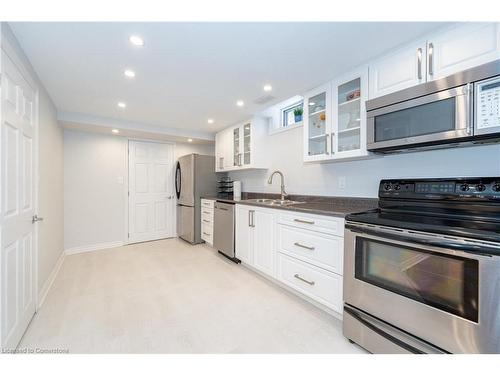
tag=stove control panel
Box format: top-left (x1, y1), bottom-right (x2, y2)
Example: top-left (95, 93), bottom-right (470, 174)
top-left (379, 178), bottom-right (500, 200)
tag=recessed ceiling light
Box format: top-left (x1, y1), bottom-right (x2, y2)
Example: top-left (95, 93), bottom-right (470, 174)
top-left (263, 84), bottom-right (272, 92)
top-left (124, 69), bottom-right (135, 78)
top-left (207, 119), bottom-right (214, 124)
top-left (117, 102), bottom-right (126, 108)
top-left (187, 138), bottom-right (193, 143)
top-left (112, 129), bottom-right (120, 134)
top-left (129, 35), bottom-right (144, 46)
top-left (236, 100), bottom-right (244, 107)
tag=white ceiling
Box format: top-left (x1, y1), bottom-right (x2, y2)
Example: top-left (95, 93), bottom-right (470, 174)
top-left (11, 22), bottom-right (447, 134)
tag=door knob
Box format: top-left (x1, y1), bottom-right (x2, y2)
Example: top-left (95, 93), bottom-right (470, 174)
top-left (32, 215), bottom-right (44, 223)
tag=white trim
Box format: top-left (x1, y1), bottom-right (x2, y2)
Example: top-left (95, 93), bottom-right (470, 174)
top-left (37, 251), bottom-right (65, 309)
top-left (64, 241), bottom-right (124, 255)
top-left (268, 121), bottom-right (303, 136)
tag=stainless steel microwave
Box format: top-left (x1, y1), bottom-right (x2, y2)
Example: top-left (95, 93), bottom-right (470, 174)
top-left (366, 59), bottom-right (500, 153)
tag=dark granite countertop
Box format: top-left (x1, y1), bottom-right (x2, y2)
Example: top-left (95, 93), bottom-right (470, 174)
top-left (201, 193), bottom-right (378, 218)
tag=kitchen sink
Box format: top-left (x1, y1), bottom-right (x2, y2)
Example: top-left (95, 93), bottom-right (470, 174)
top-left (245, 198), bottom-right (274, 203)
top-left (242, 198), bottom-right (305, 206)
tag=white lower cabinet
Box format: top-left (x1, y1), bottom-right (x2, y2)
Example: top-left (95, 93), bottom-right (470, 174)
top-left (200, 199), bottom-right (214, 245)
top-left (235, 205), bottom-right (276, 277)
top-left (235, 204), bottom-right (345, 315)
top-left (277, 253), bottom-right (343, 314)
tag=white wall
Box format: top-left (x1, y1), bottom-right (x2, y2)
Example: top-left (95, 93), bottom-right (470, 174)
top-left (64, 130), bottom-right (128, 251)
top-left (1, 23), bottom-right (65, 296)
top-left (63, 129), bottom-right (215, 250)
top-left (228, 125), bottom-right (500, 198)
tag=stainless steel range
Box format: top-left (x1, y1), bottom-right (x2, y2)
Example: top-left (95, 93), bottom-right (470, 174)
top-left (343, 177), bottom-right (500, 354)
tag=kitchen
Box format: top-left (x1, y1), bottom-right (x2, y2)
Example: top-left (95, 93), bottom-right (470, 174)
top-left (1, 3), bottom-right (500, 370)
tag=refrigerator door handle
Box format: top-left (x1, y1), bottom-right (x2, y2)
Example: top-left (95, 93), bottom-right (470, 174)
top-left (175, 161), bottom-right (181, 199)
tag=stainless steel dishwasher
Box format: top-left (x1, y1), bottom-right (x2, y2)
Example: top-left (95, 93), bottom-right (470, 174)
top-left (213, 201), bottom-right (238, 262)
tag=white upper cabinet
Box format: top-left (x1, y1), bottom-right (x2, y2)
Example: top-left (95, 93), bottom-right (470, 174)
top-left (369, 23), bottom-right (500, 99)
top-left (215, 127), bottom-right (232, 172)
top-left (332, 66), bottom-right (370, 160)
top-left (303, 83), bottom-right (332, 162)
top-left (369, 40), bottom-right (427, 99)
top-left (214, 116), bottom-right (267, 172)
top-left (427, 23), bottom-right (500, 81)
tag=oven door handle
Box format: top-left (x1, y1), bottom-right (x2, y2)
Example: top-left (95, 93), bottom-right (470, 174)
top-left (346, 225), bottom-right (497, 256)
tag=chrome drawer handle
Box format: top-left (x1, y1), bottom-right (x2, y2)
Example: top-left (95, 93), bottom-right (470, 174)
top-left (203, 232), bottom-right (211, 236)
top-left (294, 218), bottom-right (315, 225)
top-left (203, 219), bottom-right (211, 223)
top-left (294, 242), bottom-right (315, 250)
top-left (203, 211), bottom-right (211, 214)
top-left (294, 274), bottom-right (315, 286)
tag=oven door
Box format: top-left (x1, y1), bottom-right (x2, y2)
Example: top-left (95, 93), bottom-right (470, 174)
top-left (367, 84), bottom-right (472, 152)
top-left (344, 223), bottom-right (500, 354)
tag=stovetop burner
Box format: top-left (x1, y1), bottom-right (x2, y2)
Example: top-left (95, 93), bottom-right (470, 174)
top-left (346, 177), bottom-right (500, 243)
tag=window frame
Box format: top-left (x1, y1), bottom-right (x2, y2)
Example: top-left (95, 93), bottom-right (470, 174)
top-left (281, 100), bottom-right (304, 128)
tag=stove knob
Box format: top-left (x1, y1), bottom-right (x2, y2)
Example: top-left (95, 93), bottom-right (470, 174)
top-left (393, 184), bottom-right (401, 191)
top-left (477, 184), bottom-right (486, 192)
top-left (460, 184), bottom-right (469, 192)
top-left (493, 183), bottom-right (500, 192)
top-left (383, 183), bottom-right (392, 191)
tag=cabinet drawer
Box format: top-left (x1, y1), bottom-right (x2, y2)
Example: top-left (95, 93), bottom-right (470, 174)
top-left (277, 253), bottom-right (342, 313)
top-left (201, 211), bottom-right (213, 226)
top-left (278, 225), bottom-right (343, 274)
top-left (201, 199), bottom-right (215, 209)
top-left (278, 212), bottom-right (344, 236)
top-left (201, 222), bottom-right (213, 245)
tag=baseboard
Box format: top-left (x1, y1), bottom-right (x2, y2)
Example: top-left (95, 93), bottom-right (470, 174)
top-left (38, 251), bottom-right (66, 309)
top-left (64, 241), bottom-right (124, 255)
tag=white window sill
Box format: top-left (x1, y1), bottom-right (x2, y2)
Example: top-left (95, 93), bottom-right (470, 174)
top-left (268, 121), bottom-right (303, 136)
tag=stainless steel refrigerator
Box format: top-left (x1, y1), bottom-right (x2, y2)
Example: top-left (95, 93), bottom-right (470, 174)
top-left (175, 154), bottom-right (217, 244)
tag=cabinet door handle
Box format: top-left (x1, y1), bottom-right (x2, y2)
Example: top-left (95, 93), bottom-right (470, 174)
top-left (203, 219), bottom-right (211, 223)
top-left (330, 132), bottom-right (335, 155)
top-left (417, 48), bottom-right (423, 80)
top-left (294, 274), bottom-right (315, 286)
top-left (294, 242), bottom-right (315, 250)
top-left (428, 43), bottom-right (434, 77)
top-left (203, 211), bottom-right (211, 214)
top-left (248, 210), bottom-right (252, 227)
top-left (203, 232), bottom-right (211, 236)
top-left (239, 153), bottom-right (242, 166)
top-left (294, 218), bottom-right (315, 225)
top-left (251, 210), bottom-right (255, 227)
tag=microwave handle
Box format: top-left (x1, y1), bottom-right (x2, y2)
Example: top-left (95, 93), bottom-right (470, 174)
top-left (466, 83), bottom-right (473, 135)
top-left (346, 224), bottom-right (498, 257)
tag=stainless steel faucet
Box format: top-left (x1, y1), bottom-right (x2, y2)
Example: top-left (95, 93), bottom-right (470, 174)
top-left (267, 170), bottom-right (288, 201)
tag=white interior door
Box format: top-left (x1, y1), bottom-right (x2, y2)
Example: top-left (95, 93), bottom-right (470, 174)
top-left (128, 141), bottom-right (175, 244)
top-left (1, 50), bottom-right (37, 349)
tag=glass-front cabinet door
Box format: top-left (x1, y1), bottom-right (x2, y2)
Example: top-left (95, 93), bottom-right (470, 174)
top-left (332, 66), bottom-right (369, 159)
top-left (233, 127), bottom-right (240, 167)
top-left (303, 83), bottom-right (332, 161)
top-left (242, 122), bottom-right (251, 166)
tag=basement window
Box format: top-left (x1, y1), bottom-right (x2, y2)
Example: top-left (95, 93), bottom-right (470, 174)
top-left (281, 101), bottom-right (304, 128)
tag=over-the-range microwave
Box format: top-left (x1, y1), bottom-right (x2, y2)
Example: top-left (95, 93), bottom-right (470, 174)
top-left (366, 59), bottom-right (500, 153)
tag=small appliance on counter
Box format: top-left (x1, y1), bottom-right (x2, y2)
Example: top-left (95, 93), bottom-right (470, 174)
top-left (233, 181), bottom-right (242, 200)
top-left (343, 177), bottom-right (500, 354)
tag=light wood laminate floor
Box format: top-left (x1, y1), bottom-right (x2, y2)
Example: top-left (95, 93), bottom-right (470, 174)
top-left (20, 239), bottom-right (365, 353)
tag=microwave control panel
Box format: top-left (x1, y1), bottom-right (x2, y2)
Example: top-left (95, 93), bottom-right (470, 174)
top-left (476, 76), bottom-right (500, 131)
